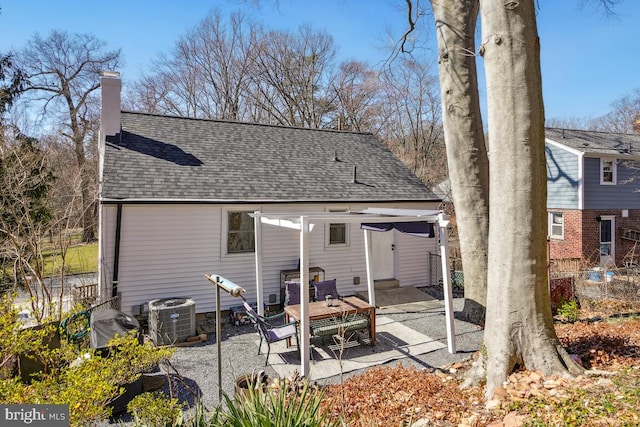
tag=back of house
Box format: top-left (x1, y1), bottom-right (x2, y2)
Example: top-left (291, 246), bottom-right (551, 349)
top-left (97, 72), bottom-right (442, 321)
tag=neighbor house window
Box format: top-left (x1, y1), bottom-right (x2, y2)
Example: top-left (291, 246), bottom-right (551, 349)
top-left (600, 158), bottom-right (616, 185)
top-left (227, 211), bottom-right (255, 254)
top-left (549, 212), bottom-right (564, 239)
top-left (327, 209), bottom-right (349, 246)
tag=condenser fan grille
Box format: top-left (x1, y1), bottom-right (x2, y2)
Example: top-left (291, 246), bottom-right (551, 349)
top-left (148, 298), bottom-right (196, 345)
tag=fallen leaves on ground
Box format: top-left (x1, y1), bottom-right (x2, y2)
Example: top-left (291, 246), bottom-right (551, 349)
top-left (321, 315), bottom-right (640, 426)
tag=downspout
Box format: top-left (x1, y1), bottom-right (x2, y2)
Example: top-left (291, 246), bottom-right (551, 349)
top-left (112, 203), bottom-right (123, 298)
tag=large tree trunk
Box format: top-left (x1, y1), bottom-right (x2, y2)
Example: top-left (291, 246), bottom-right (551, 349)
top-left (431, 0), bottom-right (489, 325)
top-left (479, 0), bottom-right (581, 398)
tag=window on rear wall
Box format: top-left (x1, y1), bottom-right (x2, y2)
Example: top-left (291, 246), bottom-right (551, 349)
top-left (327, 209), bottom-right (349, 247)
top-left (549, 212), bottom-right (564, 240)
top-left (227, 211), bottom-right (255, 254)
top-left (329, 222), bottom-right (347, 245)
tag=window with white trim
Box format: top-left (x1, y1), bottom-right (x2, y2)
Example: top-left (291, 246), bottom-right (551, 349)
top-left (600, 158), bottom-right (616, 185)
top-left (327, 209), bottom-right (349, 247)
top-left (549, 212), bottom-right (564, 239)
top-left (227, 211), bottom-right (255, 254)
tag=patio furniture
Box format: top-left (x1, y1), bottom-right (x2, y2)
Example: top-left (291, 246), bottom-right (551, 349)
top-left (284, 296), bottom-right (376, 345)
top-left (243, 301), bottom-right (300, 366)
top-left (280, 266), bottom-right (324, 307)
top-left (284, 280), bottom-right (301, 306)
top-left (312, 278), bottom-right (340, 302)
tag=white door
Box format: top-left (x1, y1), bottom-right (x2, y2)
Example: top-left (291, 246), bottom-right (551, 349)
top-left (599, 216), bottom-right (615, 266)
top-left (371, 231), bottom-right (395, 280)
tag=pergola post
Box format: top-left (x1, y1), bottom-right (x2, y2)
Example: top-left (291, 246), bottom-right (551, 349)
top-left (254, 210), bottom-right (264, 316)
top-left (299, 216), bottom-right (311, 376)
top-left (363, 229), bottom-right (376, 307)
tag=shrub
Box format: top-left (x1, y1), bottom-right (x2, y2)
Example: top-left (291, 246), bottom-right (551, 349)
top-left (128, 391), bottom-right (183, 426)
top-left (0, 294), bottom-right (173, 426)
top-left (557, 299), bottom-right (579, 323)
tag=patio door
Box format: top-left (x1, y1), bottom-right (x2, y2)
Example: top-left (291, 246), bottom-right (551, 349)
top-left (600, 216), bottom-right (615, 266)
top-left (370, 230), bottom-right (395, 280)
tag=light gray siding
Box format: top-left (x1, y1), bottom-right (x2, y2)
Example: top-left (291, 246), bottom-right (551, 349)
top-left (396, 231), bottom-right (433, 287)
top-left (111, 205), bottom-right (221, 316)
top-left (98, 205), bottom-right (117, 299)
top-left (583, 158), bottom-right (640, 209)
top-left (99, 202), bottom-right (439, 314)
top-left (546, 142), bottom-right (580, 209)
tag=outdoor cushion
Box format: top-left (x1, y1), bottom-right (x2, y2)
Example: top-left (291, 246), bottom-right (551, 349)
top-left (285, 280), bottom-right (301, 306)
top-left (242, 300), bottom-right (300, 366)
top-left (266, 323), bottom-right (298, 341)
top-left (313, 279), bottom-right (339, 302)
top-left (310, 316), bottom-right (369, 338)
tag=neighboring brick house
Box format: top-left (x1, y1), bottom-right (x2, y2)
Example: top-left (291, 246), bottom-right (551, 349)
top-left (546, 128), bottom-right (640, 268)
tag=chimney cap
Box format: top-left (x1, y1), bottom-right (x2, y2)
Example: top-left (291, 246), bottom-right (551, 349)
top-left (101, 70), bottom-right (120, 78)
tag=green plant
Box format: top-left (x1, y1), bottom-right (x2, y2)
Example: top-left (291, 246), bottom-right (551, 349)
top-left (0, 294), bottom-right (173, 426)
top-left (557, 299), bottom-right (579, 323)
top-left (503, 368), bottom-right (640, 426)
top-left (211, 379), bottom-right (340, 427)
top-left (128, 391), bottom-right (183, 427)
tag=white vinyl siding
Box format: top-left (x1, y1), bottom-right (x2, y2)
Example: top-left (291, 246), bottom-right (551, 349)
top-left (99, 201), bottom-right (439, 314)
top-left (395, 231), bottom-right (436, 287)
top-left (114, 205), bottom-right (221, 315)
top-left (98, 205), bottom-right (118, 299)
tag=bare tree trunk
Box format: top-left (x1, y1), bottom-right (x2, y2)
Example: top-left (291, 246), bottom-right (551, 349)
top-left (479, 0), bottom-right (581, 398)
top-left (431, 0), bottom-right (489, 324)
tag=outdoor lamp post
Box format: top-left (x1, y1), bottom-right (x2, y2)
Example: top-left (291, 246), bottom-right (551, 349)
top-left (204, 274), bottom-right (246, 402)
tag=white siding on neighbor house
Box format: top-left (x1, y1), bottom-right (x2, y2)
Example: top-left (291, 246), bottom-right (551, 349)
top-left (100, 201), bottom-right (439, 314)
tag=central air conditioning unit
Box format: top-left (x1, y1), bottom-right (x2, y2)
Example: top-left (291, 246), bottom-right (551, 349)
top-left (148, 298), bottom-right (196, 345)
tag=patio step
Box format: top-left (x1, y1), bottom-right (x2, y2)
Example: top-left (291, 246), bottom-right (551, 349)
top-left (374, 278), bottom-right (399, 290)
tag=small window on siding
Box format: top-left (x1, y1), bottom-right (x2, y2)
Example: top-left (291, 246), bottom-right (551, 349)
top-left (329, 223), bottom-right (346, 245)
top-left (227, 211), bottom-right (255, 254)
top-left (327, 209), bottom-right (349, 247)
top-left (549, 212), bottom-right (564, 239)
top-left (600, 158), bottom-right (616, 185)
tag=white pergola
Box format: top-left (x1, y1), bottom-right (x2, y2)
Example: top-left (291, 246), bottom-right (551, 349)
top-left (251, 208), bottom-right (456, 377)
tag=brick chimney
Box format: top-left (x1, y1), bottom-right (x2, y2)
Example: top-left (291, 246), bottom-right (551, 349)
top-left (100, 71), bottom-right (121, 137)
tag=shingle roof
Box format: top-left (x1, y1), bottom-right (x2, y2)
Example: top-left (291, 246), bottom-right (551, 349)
top-left (101, 112), bottom-right (440, 203)
top-left (546, 128), bottom-right (640, 158)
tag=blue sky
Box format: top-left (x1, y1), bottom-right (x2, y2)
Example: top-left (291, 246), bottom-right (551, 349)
top-left (1, 0), bottom-right (638, 122)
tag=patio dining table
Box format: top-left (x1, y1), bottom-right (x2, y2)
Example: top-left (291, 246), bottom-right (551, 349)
top-left (284, 296), bottom-right (376, 345)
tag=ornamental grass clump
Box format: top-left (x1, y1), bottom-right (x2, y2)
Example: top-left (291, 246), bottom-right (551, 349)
top-left (209, 378), bottom-right (339, 427)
